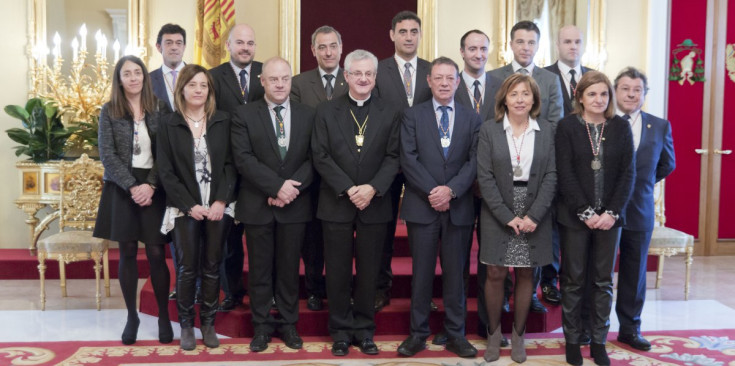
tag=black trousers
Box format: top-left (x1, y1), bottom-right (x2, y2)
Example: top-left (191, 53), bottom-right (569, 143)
top-left (302, 178), bottom-right (326, 298)
top-left (323, 218), bottom-right (386, 342)
top-left (615, 228), bottom-right (654, 334)
top-left (559, 224), bottom-right (620, 344)
top-left (407, 213), bottom-right (473, 339)
top-left (173, 215), bottom-right (233, 327)
top-left (223, 222), bottom-right (246, 300)
top-left (245, 222), bottom-right (305, 334)
top-left (377, 173), bottom-right (404, 295)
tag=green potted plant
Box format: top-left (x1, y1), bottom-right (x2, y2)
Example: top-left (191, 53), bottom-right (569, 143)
top-left (4, 98), bottom-right (77, 163)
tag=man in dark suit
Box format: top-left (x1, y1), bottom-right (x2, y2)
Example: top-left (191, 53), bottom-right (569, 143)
top-left (489, 21), bottom-right (563, 124)
top-left (614, 67), bottom-right (675, 351)
top-left (372, 10), bottom-right (433, 312)
top-left (489, 20), bottom-right (564, 314)
top-left (452, 29), bottom-right (503, 344)
top-left (150, 23), bottom-right (186, 112)
top-left (397, 57), bottom-right (481, 358)
top-left (209, 23), bottom-right (265, 311)
top-left (537, 25), bottom-right (591, 308)
top-left (231, 57), bottom-right (315, 352)
top-left (311, 49), bottom-right (401, 357)
top-left (289, 25), bottom-right (348, 312)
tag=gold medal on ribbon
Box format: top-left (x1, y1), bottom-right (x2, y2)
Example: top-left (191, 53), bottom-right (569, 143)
top-left (355, 135), bottom-right (364, 147)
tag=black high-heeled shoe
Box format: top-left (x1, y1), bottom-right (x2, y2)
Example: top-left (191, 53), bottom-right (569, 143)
top-left (590, 343), bottom-right (610, 365)
top-left (159, 318), bottom-right (174, 344)
top-left (121, 316), bottom-right (140, 345)
top-left (565, 343), bottom-right (583, 366)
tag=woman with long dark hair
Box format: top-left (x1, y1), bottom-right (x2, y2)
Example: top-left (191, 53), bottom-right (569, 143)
top-left (157, 64), bottom-right (236, 350)
top-left (94, 55), bottom-right (172, 345)
top-left (477, 74), bottom-right (556, 363)
top-left (556, 71), bottom-right (634, 366)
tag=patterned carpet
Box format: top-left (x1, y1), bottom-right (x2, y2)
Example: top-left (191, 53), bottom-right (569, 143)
top-left (2, 330), bottom-right (734, 365)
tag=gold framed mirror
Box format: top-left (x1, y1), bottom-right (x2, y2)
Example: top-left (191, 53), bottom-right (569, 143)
top-left (26, 0), bottom-right (148, 89)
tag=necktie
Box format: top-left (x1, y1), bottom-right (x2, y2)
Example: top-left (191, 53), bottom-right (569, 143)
top-left (569, 69), bottom-right (577, 97)
top-left (439, 106), bottom-right (450, 158)
top-left (239, 69), bottom-right (249, 101)
top-left (519, 68), bottom-right (529, 75)
top-left (623, 114), bottom-right (631, 121)
top-left (274, 106), bottom-right (287, 159)
top-left (403, 63), bottom-right (413, 98)
top-left (171, 70), bottom-right (178, 87)
top-left (324, 74), bottom-right (335, 100)
top-left (473, 80), bottom-right (482, 114)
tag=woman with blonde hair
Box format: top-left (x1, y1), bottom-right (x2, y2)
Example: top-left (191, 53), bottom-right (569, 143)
top-left (157, 64), bottom-right (236, 350)
top-left (477, 73), bottom-right (557, 363)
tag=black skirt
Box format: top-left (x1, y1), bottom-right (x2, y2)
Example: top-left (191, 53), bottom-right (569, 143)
top-left (93, 168), bottom-right (168, 244)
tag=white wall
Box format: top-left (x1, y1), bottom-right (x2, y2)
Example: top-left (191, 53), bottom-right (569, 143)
top-left (436, 0), bottom-right (498, 70)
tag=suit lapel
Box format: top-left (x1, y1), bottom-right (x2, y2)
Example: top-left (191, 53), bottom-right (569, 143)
top-left (257, 101), bottom-right (282, 161)
top-left (638, 112), bottom-right (650, 157)
top-left (423, 103), bottom-right (445, 159)
top-left (283, 103), bottom-right (303, 161)
top-left (336, 99), bottom-right (360, 160)
top-left (446, 106), bottom-right (464, 159)
top-left (528, 123), bottom-right (546, 190)
top-left (308, 69), bottom-right (329, 102)
top-left (387, 60), bottom-right (409, 105)
top-left (222, 64), bottom-right (245, 103)
top-left (456, 74), bottom-right (474, 111)
top-left (334, 69), bottom-right (348, 96)
top-left (415, 60), bottom-right (430, 100)
top-left (480, 73), bottom-right (496, 120)
top-left (492, 121), bottom-right (513, 178)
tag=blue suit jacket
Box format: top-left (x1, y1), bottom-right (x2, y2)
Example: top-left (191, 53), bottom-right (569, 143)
top-left (400, 100), bottom-right (482, 226)
top-left (150, 67), bottom-right (173, 112)
top-left (623, 112), bottom-right (676, 232)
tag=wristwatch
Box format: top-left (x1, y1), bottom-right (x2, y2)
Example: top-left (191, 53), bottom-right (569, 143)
top-left (449, 188), bottom-right (456, 199)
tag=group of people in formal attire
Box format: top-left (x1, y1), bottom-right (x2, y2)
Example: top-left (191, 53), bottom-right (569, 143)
top-left (92, 10), bottom-right (675, 366)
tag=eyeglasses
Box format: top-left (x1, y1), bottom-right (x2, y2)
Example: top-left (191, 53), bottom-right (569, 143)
top-left (347, 71), bottom-right (376, 79)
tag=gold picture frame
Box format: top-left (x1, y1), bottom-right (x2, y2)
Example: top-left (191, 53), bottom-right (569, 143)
top-left (23, 171), bottom-right (40, 195)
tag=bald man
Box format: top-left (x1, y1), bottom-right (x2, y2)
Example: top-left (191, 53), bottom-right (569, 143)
top-left (231, 57), bottom-right (315, 352)
top-left (210, 24), bottom-right (265, 311)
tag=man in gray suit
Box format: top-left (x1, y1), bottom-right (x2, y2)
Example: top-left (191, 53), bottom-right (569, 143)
top-left (289, 25), bottom-right (349, 312)
top-left (489, 20), bottom-right (563, 124)
top-left (489, 20), bottom-right (564, 314)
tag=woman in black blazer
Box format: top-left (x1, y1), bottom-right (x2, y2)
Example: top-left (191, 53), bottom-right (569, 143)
top-left (478, 74), bottom-right (557, 363)
top-left (94, 56), bottom-right (172, 345)
top-left (555, 71), bottom-right (634, 366)
top-left (156, 64), bottom-right (236, 351)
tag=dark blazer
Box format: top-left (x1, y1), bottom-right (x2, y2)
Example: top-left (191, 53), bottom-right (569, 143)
top-left (623, 112), bottom-right (675, 232)
top-left (98, 102), bottom-right (165, 190)
top-left (311, 95), bottom-right (401, 224)
top-left (544, 61), bottom-right (591, 116)
top-left (455, 72), bottom-right (503, 122)
top-left (400, 100), bottom-right (481, 226)
top-left (477, 118), bottom-right (557, 266)
top-left (290, 67), bottom-right (348, 108)
top-left (210, 61), bottom-right (265, 113)
top-left (150, 67), bottom-right (174, 112)
top-left (555, 114), bottom-right (635, 229)
top-left (489, 64), bottom-right (564, 123)
top-left (374, 56), bottom-right (432, 110)
top-left (156, 111), bottom-right (237, 212)
top-left (231, 99), bottom-right (316, 225)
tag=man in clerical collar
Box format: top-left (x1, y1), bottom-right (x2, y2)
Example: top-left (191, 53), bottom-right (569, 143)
top-left (150, 23), bottom-right (186, 112)
top-left (311, 49), bottom-right (401, 357)
top-left (397, 57), bottom-right (482, 359)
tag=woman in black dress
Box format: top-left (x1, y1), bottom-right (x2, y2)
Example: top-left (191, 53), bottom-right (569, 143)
top-left (555, 71), bottom-right (634, 366)
top-left (157, 64), bottom-right (236, 351)
top-left (94, 55), bottom-right (172, 345)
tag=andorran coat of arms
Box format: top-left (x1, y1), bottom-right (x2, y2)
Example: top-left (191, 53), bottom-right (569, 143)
top-left (669, 39), bottom-right (705, 85)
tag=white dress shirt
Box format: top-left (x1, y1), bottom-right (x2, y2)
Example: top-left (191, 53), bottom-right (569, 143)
top-left (395, 54), bottom-right (418, 106)
top-left (556, 61), bottom-right (582, 98)
top-left (230, 61), bottom-right (253, 101)
top-left (462, 71), bottom-right (486, 107)
top-left (433, 98), bottom-right (456, 139)
top-left (132, 118), bottom-right (154, 169)
top-left (503, 114), bottom-right (540, 181)
top-left (617, 109), bottom-right (642, 151)
top-left (512, 59), bottom-right (535, 75)
top-left (266, 97), bottom-right (292, 150)
top-left (318, 67), bottom-right (340, 89)
top-left (161, 62), bottom-right (185, 111)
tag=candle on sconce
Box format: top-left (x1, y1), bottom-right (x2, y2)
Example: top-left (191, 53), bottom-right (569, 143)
top-left (113, 40), bottom-right (120, 62)
top-left (100, 35), bottom-right (108, 60)
top-left (52, 32), bottom-right (61, 63)
top-left (124, 44), bottom-right (134, 56)
top-left (79, 24), bottom-right (87, 52)
top-left (95, 30), bottom-right (102, 56)
top-left (71, 38), bottom-right (79, 62)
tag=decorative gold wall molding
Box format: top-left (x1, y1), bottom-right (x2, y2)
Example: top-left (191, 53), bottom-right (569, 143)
top-left (497, 0), bottom-right (516, 66)
top-left (417, 0), bottom-right (438, 61)
top-left (279, 0), bottom-right (300, 74)
top-left (582, 0), bottom-right (608, 71)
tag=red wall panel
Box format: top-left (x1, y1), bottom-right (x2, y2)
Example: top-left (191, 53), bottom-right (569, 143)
top-left (665, 0), bottom-right (708, 237)
top-left (299, 0), bottom-right (416, 72)
top-left (717, 1), bottom-right (735, 239)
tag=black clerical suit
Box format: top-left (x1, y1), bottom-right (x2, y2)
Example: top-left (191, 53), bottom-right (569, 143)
top-left (311, 94), bottom-right (400, 342)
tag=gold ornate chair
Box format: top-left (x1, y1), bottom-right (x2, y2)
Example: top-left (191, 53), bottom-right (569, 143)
top-left (648, 180), bottom-right (695, 300)
top-left (35, 154), bottom-right (110, 310)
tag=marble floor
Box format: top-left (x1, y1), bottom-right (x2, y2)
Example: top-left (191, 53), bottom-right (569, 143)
top-left (0, 256), bottom-right (734, 343)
